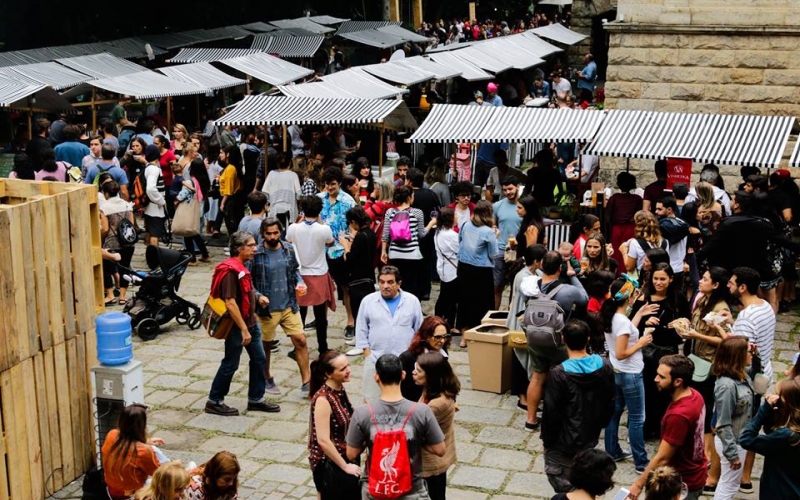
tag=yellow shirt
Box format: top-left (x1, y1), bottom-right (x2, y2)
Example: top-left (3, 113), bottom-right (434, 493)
top-left (219, 165), bottom-right (240, 196)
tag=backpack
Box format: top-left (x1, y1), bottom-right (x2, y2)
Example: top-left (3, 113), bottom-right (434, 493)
top-left (92, 164), bottom-right (112, 186)
top-left (116, 215), bottom-right (137, 247)
top-left (367, 403), bottom-right (416, 500)
top-left (132, 171), bottom-right (150, 210)
top-left (389, 210), bottom-right (412, 244)
top-left (659, 217), bottom-right (689, 245)
top-left (522, 284), bottom-right (570, 349)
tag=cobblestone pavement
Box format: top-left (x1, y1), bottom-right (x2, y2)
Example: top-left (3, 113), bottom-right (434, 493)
top-left (49, 243), bottom-right (797, 500)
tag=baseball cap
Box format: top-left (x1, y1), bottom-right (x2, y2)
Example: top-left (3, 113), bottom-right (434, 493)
top-left (474, 90), bottom-right (483, 99)
top-left (774, 169), bottom-right (791, 180)
top-left (144, 144), bottom-right (161, 162)
top-left (486, 82), bottom-right (498, 93)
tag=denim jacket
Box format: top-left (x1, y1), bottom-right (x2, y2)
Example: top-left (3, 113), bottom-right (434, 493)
top-left (714, 376), bottom-right (754, 462)
top-left (249, 241), bottom-right (304, 313)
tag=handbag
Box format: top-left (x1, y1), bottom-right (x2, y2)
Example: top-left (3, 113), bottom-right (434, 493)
top-left (81, 466), bottom-right (111, 500)
top-left (321, 458), bottom-right (361, 498)
top-left (749, 352), bottom-right (770, 395)
top-left (686, 339), bottom-right (712, 383)
top-left (172, 198), bottom-right (201, 237)
top-left (201, 296), bottom-right (234, 340)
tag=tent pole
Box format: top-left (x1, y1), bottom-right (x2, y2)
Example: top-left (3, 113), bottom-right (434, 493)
top-left (379, 124), bottom-right (385, 177)
top-left (91, 88), bottom-right (97, 133)
top-left (166, 96), bottom-right (172, 131)
top-left (27, 105), bottom-right (33, 139)
top-left (282, 124), bottom-right (288, 153)
top-left (626, 157), bottom-right (630, 173)
top-left (195, 95), bottom-right (201, 129)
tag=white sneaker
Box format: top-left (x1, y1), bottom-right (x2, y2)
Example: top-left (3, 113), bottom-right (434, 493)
top-left (346, 347), bottom-right (363, 356)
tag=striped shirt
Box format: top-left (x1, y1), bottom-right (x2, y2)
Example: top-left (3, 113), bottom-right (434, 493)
top-left (732, 300), bottom-right (776, 380)
top-left (382, 207), bottom-right (427, 260)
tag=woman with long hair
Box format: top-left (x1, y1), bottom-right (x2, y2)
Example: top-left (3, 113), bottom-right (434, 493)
top-left (182, 158), bottom-right (211, 264)
top-left (582, 233), bottom-right (618, 275)
top-left (170, 123), bottom-right (189, 156)
top-left (682, 266), bottom-right (731, 491)
top-left (135, 461), bottom-right (189, 500)
top-left (219, 145), bottom-right (246, 236)
top-left (102, 404), bottom-right (165, 500)
top-left (340, 206), bottom-right (377, 357)
top-left (9, 152), bottom-right (34, 180)
top-left (434, 208), bottom-right (459, 333)
top-left (681, 201), bottom-right (710, 297)
top-left (630, 262), bottom-right (689, 439)
top-left (695, 181), bottom-right (723, 235)
top-left (711, 337), bottom-right (754, 500)
top-left (122, 137), bottom-right (148, 186)
top-left (606, 171), bottom-right (642, 263)
top-left (425, 158), bottom-right (451, 207)
top-left (515, 195), bottom-right (545, 250)
top-left (601, 276), bottom-right (657, 473)
top-left (550, 449), bottom-right (616, 500)
top-left (456, 200), bottom-right (498, 345)
top-left (184, 450), bottom-right (240, 500)
top-left (623, 210), bottom-right (665, 274)
top-left (570, 214), bottom-right (600, 260)
top-left (413, 351), bottom-right (460, 500)
top-left (350, 157), bottom-right (374, 205)
top-left (308, 351), bottom-right (360, 500)
top-left (400, 316), bottom-right (451, 402)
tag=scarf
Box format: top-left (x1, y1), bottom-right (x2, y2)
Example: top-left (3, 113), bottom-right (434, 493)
top-left (210, 257), bottom-right (253, 322)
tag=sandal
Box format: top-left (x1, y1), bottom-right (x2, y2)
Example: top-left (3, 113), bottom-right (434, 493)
top-left (118, 299), bottom-right (127, 305)
top-left (104, 299), bottom-right (116, 306)
top-left (199, 256), bottom-right (211, 263)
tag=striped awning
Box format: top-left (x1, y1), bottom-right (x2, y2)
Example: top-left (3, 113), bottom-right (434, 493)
top-left (0, 76), bottom-right (73, 111)
top-left (335, 21), bottom-right (400, 35)
top-left (307, 15), bottom-right (349, 25)
top-left (204, 25), bottom-right (254, 40)
top-left (96, 38), bottom-right (167, 59)
top-left (138, 29), bottom-right (231, 50)
top-left (377, 25), bottom-right (433, 44)
top-left (168, 48), bottom-right (264, 64)
top-left (790, 140), bottom-right (800, 168)
top-left (529, 24), bottom-right (588, 45)
top-left (466, 42), bottom-right (544, 71)
top-left (216, 95), bottom-right (417, 131)
top-left (361, 61), bottom-right (437, 86)
top-left (250, 35), bottom-right (325, 58)
top-left (395, 56), bottom-right (461, 80)
top-left (56, 53), bottom-right (146, 79)
top-left (63, 71), bottom-right (204, 100)
top-left (270, 18), bottom-right (335, 34)
top-left (158, 63), bottom-right (247, 91)
top-left (279, 68), bottom-right (407, 99)
top-left (338, 25), bottom-right (431, 49)
top-left (585, 110), bottom-right (796, 168)
top-left (0, 61), bottom-right (93, 90)
top-left (426, 51), bottom-right (495, 80)
top-left (218, 52), bottom-right (313, 86)
top-left (409, 104), bottom-right (606, 143)
top-left (240, 22), bottom-right (278, 33)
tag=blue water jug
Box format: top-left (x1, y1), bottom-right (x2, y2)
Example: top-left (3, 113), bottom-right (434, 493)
top-left (96, 312), bottom-right (133, 365)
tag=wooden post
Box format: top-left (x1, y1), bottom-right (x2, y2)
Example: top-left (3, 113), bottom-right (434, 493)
top-left (413, 0), bottom-right (423, 28)
top-left (90, 88), bottom-right (97, 133)
top-left (378, 124), bottom-right (385, 177)
top-left (27, 108), bottom-right (33, 139)
top-left (469, 2), bottom-right (476, 21)
top-left (388, 0), bottom-right (400, 22)
top-left (166, 96), bottom-right (172, 131)
top-left (282, 124), bottom-right (288, 153)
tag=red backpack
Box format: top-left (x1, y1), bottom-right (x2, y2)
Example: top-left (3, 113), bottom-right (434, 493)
top-left (367, 403), bottom-right (417, 499)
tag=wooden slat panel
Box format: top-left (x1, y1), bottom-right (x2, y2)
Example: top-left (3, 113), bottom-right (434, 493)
top-left (0, 379), bottom-right (9, 500)
top-left (54, 193), bottom-right (77, 341)
top-left (67, 189), bottom-right (95, 334)
top-left (43, 349), bottom-right (64, 490)
top-left (0, 363), bottom-right (33, 500)
top-left (0, 179), bottom-right (51, 198)
top-left (28, 197), bottom-right (51, 351)
top-left (74, 334), bottom-right (91, 472)
top-left (1, 204), bottom-right (34, 363)
top-left (42, 196), bottom-right (66, 347)
top-left (21, 358), bottom-right (44, 500)
top-left (53, 342), bottom-right (75, 482)
top-left (0, 209), bottom-right (16, 372)
top-left (83, 329), bottom-right (98, 466)
top-left (33, 353), bottom-right (54, 495)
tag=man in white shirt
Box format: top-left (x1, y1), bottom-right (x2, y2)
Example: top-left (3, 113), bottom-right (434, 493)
top-left (551, 71), bottom-right (572, 101)
top-left (143, 145), bottom-right (166, 246)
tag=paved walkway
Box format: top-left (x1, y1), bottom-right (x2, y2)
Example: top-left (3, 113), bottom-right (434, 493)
top-left (50, 244), bottom-right (797, 500)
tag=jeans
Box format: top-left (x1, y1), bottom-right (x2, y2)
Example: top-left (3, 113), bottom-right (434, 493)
top-left (605, 371), bottom-right (648, 469)
top-left (714, 436), bottom-right (745, 500)
top-left (208, 323), bottom-right (267, 403)
top-left (184, 235), bottom-right (208, 260)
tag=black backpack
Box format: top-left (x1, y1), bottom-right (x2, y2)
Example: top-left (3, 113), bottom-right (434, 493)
top-left (116, 215), bottom-right (138, 247)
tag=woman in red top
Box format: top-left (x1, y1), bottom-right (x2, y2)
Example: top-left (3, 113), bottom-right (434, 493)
top-left (153, 135), bottom-right (177, 188)
top-left (102, 404), bottom-right (164, 500)
top-left (605, 172), bottom-right (642, 270)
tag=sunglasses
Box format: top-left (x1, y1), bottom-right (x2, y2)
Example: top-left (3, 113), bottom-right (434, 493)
top-left (431, 334), bottom-right (452, 341)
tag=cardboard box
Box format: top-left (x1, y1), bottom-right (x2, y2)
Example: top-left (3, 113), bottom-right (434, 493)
top-left (464, 325), bottom-right (512, 394)
top-left (481, 310), bottom-right (509, 327)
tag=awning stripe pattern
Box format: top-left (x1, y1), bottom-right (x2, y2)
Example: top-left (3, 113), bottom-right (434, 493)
top-left (307, 15), bottom-right (349, 25)
top-left (218, 52), bottom-right (313, 86)
top-left (426, 52), bottom-right (493, 81)
top-left (1, 62), bottom-right (93, 90)
top-left (338, 25), bottom-right (432, 48)
top-left (55, 53), bottom-right (146, 79)
top-left (215, 95), bottom-right (417, 131)
top-left (0, 78), bottom-right (47, 107)
top-left (529, 24), bottom-right (588, 45)
top-left (0, 75), bottom-right (73, 111)
top-left (585, 110), bottom-right (796, 168)
top-left (394, 57), bottom-right (461, 80)
top-left (409, 104), bottom-right (606, 144)
top-left (157, 63), bottom-right (247, 91)
top-left (240, 22), bottom-right (278, 33)
top-left (790, 140), bottom-right (800, 168)
top-left (335, 21), bottom-right (401, 35)
top-left (279, 68), bottom-right (407, 100)
top-left (270, 18), bottom-right (335, 34)
top-left (168, 48), bottom-right (265, 64)
top-left (361, 62), bottom-right (437, 86)
top-left (250, 35), bottom-right (325, 57)
top-left (78, 71), bottom-right (206, 99)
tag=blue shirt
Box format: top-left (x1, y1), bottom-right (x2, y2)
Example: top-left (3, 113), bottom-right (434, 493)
top-left (136, 133), bottom-right (154, 146)
top-left (249, 241), bottom-right (304, 313)
top-left (355, 291), bottom-right (423, 362)
top-left (85, 162), bottom-right (128, 187)
top-left (562, 354), bottom-right (604, 374)
top-left (578, 61), bottom-right (597, 91)
top-left (493, 198), bottom-right (521, 252)
top-left (529, 80), bottom-right (551, 98)
top-left (476, 142), bottom-right (509, 164)
top-left (384, 294), bottom-right (401, 316)
top-left (490, 95), bottom-right (503, 107)
top-left (239, 215), bottom-right (266, 247)
top-left (318, 190), bottom-right (356, 259)
top-left (54, 141), bottom-right (91, 167)
top-left (458, 221), bottom-right (498, 268)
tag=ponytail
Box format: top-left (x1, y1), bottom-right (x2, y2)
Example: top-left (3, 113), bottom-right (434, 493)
top-left (601, 278), bottom-right (628, 332)
top-left (308, 351), bottom-right (344, 397)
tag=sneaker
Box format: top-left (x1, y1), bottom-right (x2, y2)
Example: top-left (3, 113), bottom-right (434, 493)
top-left (702, 485), bottom-right (716, 496)
top-left (612, 450), bottom-right (633, 462)
top-left (247, 401), bottom-right (281, 413)
top-left (269, 339), bottom-right (280, 353)
top-left (287, 349), bottom-right (297, 361)
top-left (300, 382), bottom-right (310, 396)
top-left (635, 467), bottom-right (646, 475)
top-left (265, 378), bottom-right (281, 395)
top-left (345, 338), bottom-right (356, 346)
top-left (346, 347), bottom-right (363, 356)
top-left (739, 483), bottom-right (754, 494)
top-left (344, 325), bottom-right (355, 339)
top-left (305, 319), bottom-right (316, 330)
top-left (516, 401), bottom-right (528, 412)
top-left (205, 401), bottom-right (239, 416)
top-left (524, 420), bottom-right (540, 432)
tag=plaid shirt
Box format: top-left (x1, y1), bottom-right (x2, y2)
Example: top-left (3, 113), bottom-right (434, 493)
top-left (301, 178), bottom-right (318, 197)
top-left (248, 241), bottom-right (303, 313)
top-left (318, 190), bottom-right (356, 259)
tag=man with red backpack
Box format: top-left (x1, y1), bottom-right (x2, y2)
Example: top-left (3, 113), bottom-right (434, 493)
top-left (346, 354), bottom-right (445, 500)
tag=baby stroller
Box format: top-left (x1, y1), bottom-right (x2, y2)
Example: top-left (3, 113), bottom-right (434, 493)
top-left (122, 245), bottom-right (202, 340)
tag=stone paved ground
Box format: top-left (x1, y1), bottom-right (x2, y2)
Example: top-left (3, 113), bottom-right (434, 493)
top-left (49, 243), bottom-right (799, 500)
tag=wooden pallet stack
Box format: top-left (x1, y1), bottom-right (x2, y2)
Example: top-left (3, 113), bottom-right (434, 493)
top-left (0, 179), bottom-right (104, 500)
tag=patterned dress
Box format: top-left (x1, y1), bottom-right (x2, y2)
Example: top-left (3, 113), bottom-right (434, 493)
top-left (308, 384), bottom-right (353, 471)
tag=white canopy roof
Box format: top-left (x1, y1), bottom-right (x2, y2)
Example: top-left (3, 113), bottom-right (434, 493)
top-left (394, 56), bottom-right (461, 80)
top-left (585, 109), bottom-right (795, 168)
top-left (307, 15), bottom-right (349, 25)
top-left (216, 95), bottom-right (417, 131)
top-left (279, 68), bottom-right (407, 99)
top-left (250, 35), bottom-right (325, 58)
top-left (55, 53), bottom-right (146, 79)
top-left (0, 76), bottom-right (74, 111)
top-left (426, 52), bottom-right (493, 81)
top-left (62, 71), bottom-right (204, 100)
top-left (409, 104), bottom-right (605, 143)
top-left (168, 48), bottom-right (264, 64)
top-left (336, 21), bottom-right (400, 35)
top-left (157, 63), bottom-right (247, 91)
top-left (361, 61), bottom-right (437, 86)
top-left (270, 18), bottom-right (334, 34)
top-left (218, 52), bottom-right (313, 86)
top-left (339, 25), bottom-right (432, 48)
top-left (0, 62), bottom-right (93, 90)
top-left (530, 24), bottom-right (588, 45)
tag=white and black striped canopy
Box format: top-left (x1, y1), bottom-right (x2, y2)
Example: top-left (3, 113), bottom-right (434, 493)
top-left (168, 48), bottom-right (264, 64)
top-left (0, 62), bottom-right (93, 90)
top-left (395, 57), bottom-right (461, 80)
top-left (250, 35), bottom-right (325, 58)
top-left (361, 61), bottom-right (437, 86)
top-left (585, 109), bottom-right (795, 168)
top-left (216, 96), bottom-right (417, 131)
top-left (55, 53), bottom-right (146, 79)
top-left (307, 15), bottom-right (349, 25)
top-left (0, 76), bottom-right (73, 110)
top-left (270, 18), bottom-right (334, 34)
top-left (335, 21), bottom-right (400, 36)
top-left (157, 63), bottom-right (247, 92)
top-left (790, 140), bottom-right (800, 168)
top-left (338, 25), bottom-right (431, 49)
top-left (218, 52), bottom-right (313, 86)
top-left (529, 24), bottom-right (588, 45)
top-left (409, 104), bottom-right (606, 144)
top-left (63, 71), bottom-right (205, 99)
top-left (426, 52), bottom-right (492, 81)
top-left (279, 68), bottom-right (407, 99)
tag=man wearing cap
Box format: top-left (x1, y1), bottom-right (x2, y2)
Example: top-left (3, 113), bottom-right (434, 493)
top-left (143, 144), bottom-right (167, 246)
top-left (486, 82), bottom-right (503, 107)
top-left (469, 90), bottom-right (490, 107)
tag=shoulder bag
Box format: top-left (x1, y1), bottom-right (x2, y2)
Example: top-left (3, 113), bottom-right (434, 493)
top-left (172, 197), bottom-right (201, 237)
top-left (201, 296), bottom-right (234, 340)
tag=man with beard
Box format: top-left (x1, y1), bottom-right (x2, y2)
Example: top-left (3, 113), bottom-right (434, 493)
top-left (250, 218), bottom-right (311, 396)
top-left (628, 355), bottom-right (707, 500)
top-left (492, 177), bottom-right (523, 308)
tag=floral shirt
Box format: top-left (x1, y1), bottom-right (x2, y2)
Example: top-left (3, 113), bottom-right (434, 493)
top-left (317, 190), bottom-right (356, 259)
top-left (184, 473), bottom-right (237, 500)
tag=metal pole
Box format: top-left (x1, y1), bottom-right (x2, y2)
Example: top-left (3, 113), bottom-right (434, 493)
top-left (91, 88), bottom-right (97, 133)
top-left (166, 96), bottom-right (172, 131)
top-left (282, 124), bottom-right (288, 153)
top-left (378, 124), bottom-right (385, 177)
top-left (626, 157), bottom-right (630, 173)
top-left (27, 107), bottom-right (33, 139)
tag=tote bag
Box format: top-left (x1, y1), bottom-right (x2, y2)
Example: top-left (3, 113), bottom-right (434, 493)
top-left (172, 198), bottom-right (201, 237)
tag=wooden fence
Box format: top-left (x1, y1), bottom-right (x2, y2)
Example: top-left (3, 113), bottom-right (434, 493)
top-left (0, 179), bottom-right (104, 499)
